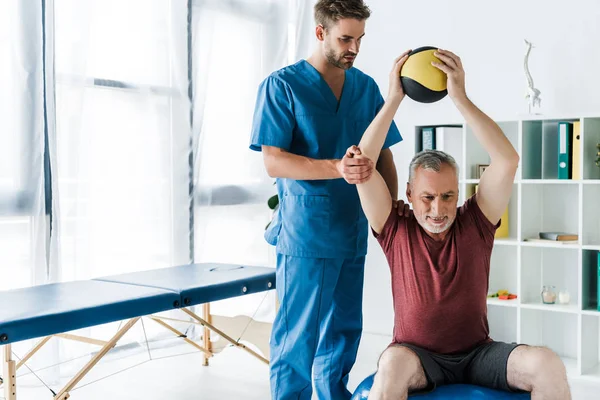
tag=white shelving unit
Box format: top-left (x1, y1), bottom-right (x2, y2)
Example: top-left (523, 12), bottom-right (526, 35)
top-left (415, 115), bottom-right (600, 382)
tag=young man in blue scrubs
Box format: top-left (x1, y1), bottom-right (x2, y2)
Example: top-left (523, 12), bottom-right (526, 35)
top-left (249, 1), bottom-right (402, 399)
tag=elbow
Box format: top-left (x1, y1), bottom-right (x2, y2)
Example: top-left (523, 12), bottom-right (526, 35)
top-left (264, 154), bottom-right (280, 178)
top-left (376, 148), bottom-right (393, 171)
top-left (265, 161), bottom-right (278, 178)
top-left (499, 151), bottom-right (520, 175)
top-left (509, 151), bottom-right (520, 170)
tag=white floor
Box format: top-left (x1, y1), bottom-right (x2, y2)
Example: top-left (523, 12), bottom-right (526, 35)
top-left (3, 332), bottom-right (599, 400)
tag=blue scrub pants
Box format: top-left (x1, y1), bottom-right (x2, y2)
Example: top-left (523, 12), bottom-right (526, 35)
top-left (269, 254), bottom-right (365, 400)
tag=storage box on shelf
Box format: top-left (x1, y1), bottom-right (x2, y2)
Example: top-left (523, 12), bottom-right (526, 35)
top-left (414, 114), bottom-right (600, 381)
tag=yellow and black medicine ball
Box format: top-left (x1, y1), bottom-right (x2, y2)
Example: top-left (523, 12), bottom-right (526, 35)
top-left (400, 46), bottom-right (447, 103)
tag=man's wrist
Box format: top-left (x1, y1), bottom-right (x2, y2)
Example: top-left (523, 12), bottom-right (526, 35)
top-left (385, 95), bottom-right (403, 108)
top-left (451, 93), bottom-right (470, 109)
top-left (331, 159), bottom-right (342, 178)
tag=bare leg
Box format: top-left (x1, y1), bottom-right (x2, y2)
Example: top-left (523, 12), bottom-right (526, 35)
top-left (368, 346), bottom-right (428, 400)
top-left (507, 345), bottom-right (571, 400)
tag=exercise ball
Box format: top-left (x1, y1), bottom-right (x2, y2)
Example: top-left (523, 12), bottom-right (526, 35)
top-left (400, 46), bottom-right (448, 103)
top-left (351, 373), bottom-right (374, 400)
top-left (351, 373), bottom-right (531, 399)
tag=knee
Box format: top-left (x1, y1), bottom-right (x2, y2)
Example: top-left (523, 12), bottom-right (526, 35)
top-left (377, 346), bottom-right (421, 379)
top-left (527, 347), bottom-right (567, 382)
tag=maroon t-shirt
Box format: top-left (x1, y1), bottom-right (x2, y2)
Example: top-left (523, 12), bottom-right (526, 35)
top-left (374, 194), bottom-right (499, 354)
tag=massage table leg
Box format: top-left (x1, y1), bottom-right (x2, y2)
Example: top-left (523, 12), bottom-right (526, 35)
top-left (3, 344), bottom-right (16, 400)
top-left (53, 317), bottom-right (140, 400)
top-left (202, 304), bottom-right (212, 366)
top-left (148, 317), bottom-right (212, 358)
top-left (181, 308), bottom-right (268, 364)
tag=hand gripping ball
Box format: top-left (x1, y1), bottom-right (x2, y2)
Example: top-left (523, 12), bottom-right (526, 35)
top-left (400, 46), bottom-right (448, 103)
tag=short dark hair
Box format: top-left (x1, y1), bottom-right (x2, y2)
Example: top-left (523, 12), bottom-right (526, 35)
top-left (314, 0), bottom-right (371, 30)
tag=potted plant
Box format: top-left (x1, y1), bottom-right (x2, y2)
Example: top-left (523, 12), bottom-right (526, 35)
top-left (266, 190), bottom-right (279, 230)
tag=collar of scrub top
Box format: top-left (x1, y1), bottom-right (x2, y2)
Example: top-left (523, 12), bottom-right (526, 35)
top-left (299, 59), bottom-right (356, 115)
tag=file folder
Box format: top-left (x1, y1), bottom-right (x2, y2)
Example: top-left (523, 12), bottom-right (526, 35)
top-left (558, 122), bottom-right (573, 179)
top-left (572, 121), bottom-right (581, 180)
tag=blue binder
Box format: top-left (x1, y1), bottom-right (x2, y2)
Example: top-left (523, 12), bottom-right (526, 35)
top-left (421, 127), bottom-right (436, 151)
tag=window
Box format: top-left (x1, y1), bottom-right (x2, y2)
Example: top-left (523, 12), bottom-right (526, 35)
top-left (54, 0), bottom-right (191, 279)
top-left (192, 0), bottom-right (288, 268)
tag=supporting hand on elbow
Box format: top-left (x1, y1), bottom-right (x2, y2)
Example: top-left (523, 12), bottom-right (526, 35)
top-left (338, 145), bottom-right (374, 184)
top-left (393, 199), bottom-right (412, 218)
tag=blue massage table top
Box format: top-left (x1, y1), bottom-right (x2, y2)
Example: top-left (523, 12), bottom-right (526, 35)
top-left (0, 280), bottom-right (179, 345)
top-left (95, 263), bottom-right (276, 307)
top-left (0, 263), bottom-right (276, 346)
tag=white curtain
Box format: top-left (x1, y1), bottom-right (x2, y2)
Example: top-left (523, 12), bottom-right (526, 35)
top-left (191, 0), bottom-right (313, 323)
top-left (2, 0), bottom-right (317, 393)
top-left (0, 1), bottom-right (50, 291)
top-left (5, 0), bottom-right (193, 393)
top-left (53, 0), bottom-right (191, 282)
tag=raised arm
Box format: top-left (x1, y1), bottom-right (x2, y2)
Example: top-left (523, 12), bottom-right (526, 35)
top-left (353, 51), bottom-right (411, 233)
top-left (377, 148), bottom-right (398, 200)
top-left (433, 49), bottom-right (520, 224)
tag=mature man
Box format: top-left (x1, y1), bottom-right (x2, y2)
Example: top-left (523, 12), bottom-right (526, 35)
top-left (349, 49), bottom-right (571, 399)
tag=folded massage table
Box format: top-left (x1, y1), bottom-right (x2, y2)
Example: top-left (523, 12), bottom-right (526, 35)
top-left (0, 263), bottom-right (276, 400)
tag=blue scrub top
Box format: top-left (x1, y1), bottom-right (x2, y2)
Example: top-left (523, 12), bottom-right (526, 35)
top-left (250, 60), bottom-right (402, 259)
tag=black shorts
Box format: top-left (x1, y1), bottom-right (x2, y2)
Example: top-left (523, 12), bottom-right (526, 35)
top-left (391, 341), bottom-right (524, 394)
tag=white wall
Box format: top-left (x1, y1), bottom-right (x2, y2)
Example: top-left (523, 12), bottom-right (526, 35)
top-left (349, 0), bottom-right (600, 335)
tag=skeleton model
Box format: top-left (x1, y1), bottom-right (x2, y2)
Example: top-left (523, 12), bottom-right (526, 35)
top-left (524, 39), bottom-right (541, 114)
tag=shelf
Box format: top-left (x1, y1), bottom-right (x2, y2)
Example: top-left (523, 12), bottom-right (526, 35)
top-left (582, 314), bottom-right (600, 380)
top-left (520, 179), bottom-right (580, 185)
top-left (415, 115), bottom-right (600, 384)
top-left (521, 119), bottom-right (579, 180)
top-left (521, 246), bottom-right (579, 310)
top-left (562, 357), bottom-right (579, 377)
top-left (464, 183), bottom-right (518, 240)
top-left (489, 246), bottom-right (518, 297)
top-left (487, 306), bottom-right (517, 344)
top-left (466, 122), bottom-right (518, 179)
top-left (520, 183), bottom-right (579, 242)
top-left (521, 241), bottom-right (579, 249)
top-left (582, 117), bottom-right (600, 180)
top-left (494, 239), bottom-right (519, 246)
top-left (579, 364), bottom-right (600, 382)
top-left (520, 309), bottom-right (578, 368)
top-left (520, 301), bottom-right (579, 314)
top-left (582, 185), bottom-right (600, 246)
top-left (582, 250), bottom-right (599, 311)
top-left (487, 297), bottom-right (519, 307)
top-left (582, 309), bottom-right (600, 316)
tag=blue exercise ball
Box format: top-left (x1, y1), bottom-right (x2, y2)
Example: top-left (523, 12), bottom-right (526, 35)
top-left (351, 373), bottom-right (531, 399)
top-left (351, 373), bottom-right (375, 400)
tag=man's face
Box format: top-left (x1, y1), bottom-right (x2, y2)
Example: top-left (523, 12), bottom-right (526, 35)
top-left (407, 164), bottom-right (459, 235)
top-left (321, 18), bottom-right (365, 70)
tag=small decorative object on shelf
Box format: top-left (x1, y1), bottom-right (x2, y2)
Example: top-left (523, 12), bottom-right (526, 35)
top-left (476, 164), bottom-right (489, 179)
top-left (595, 143), bottom-right (600, 168)
top-left (541, 285), bottom-right (557, 304)
top-left (524, 39), bottom-right (542, 115)
top-left (558, 289), bottom-right (570, 305)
